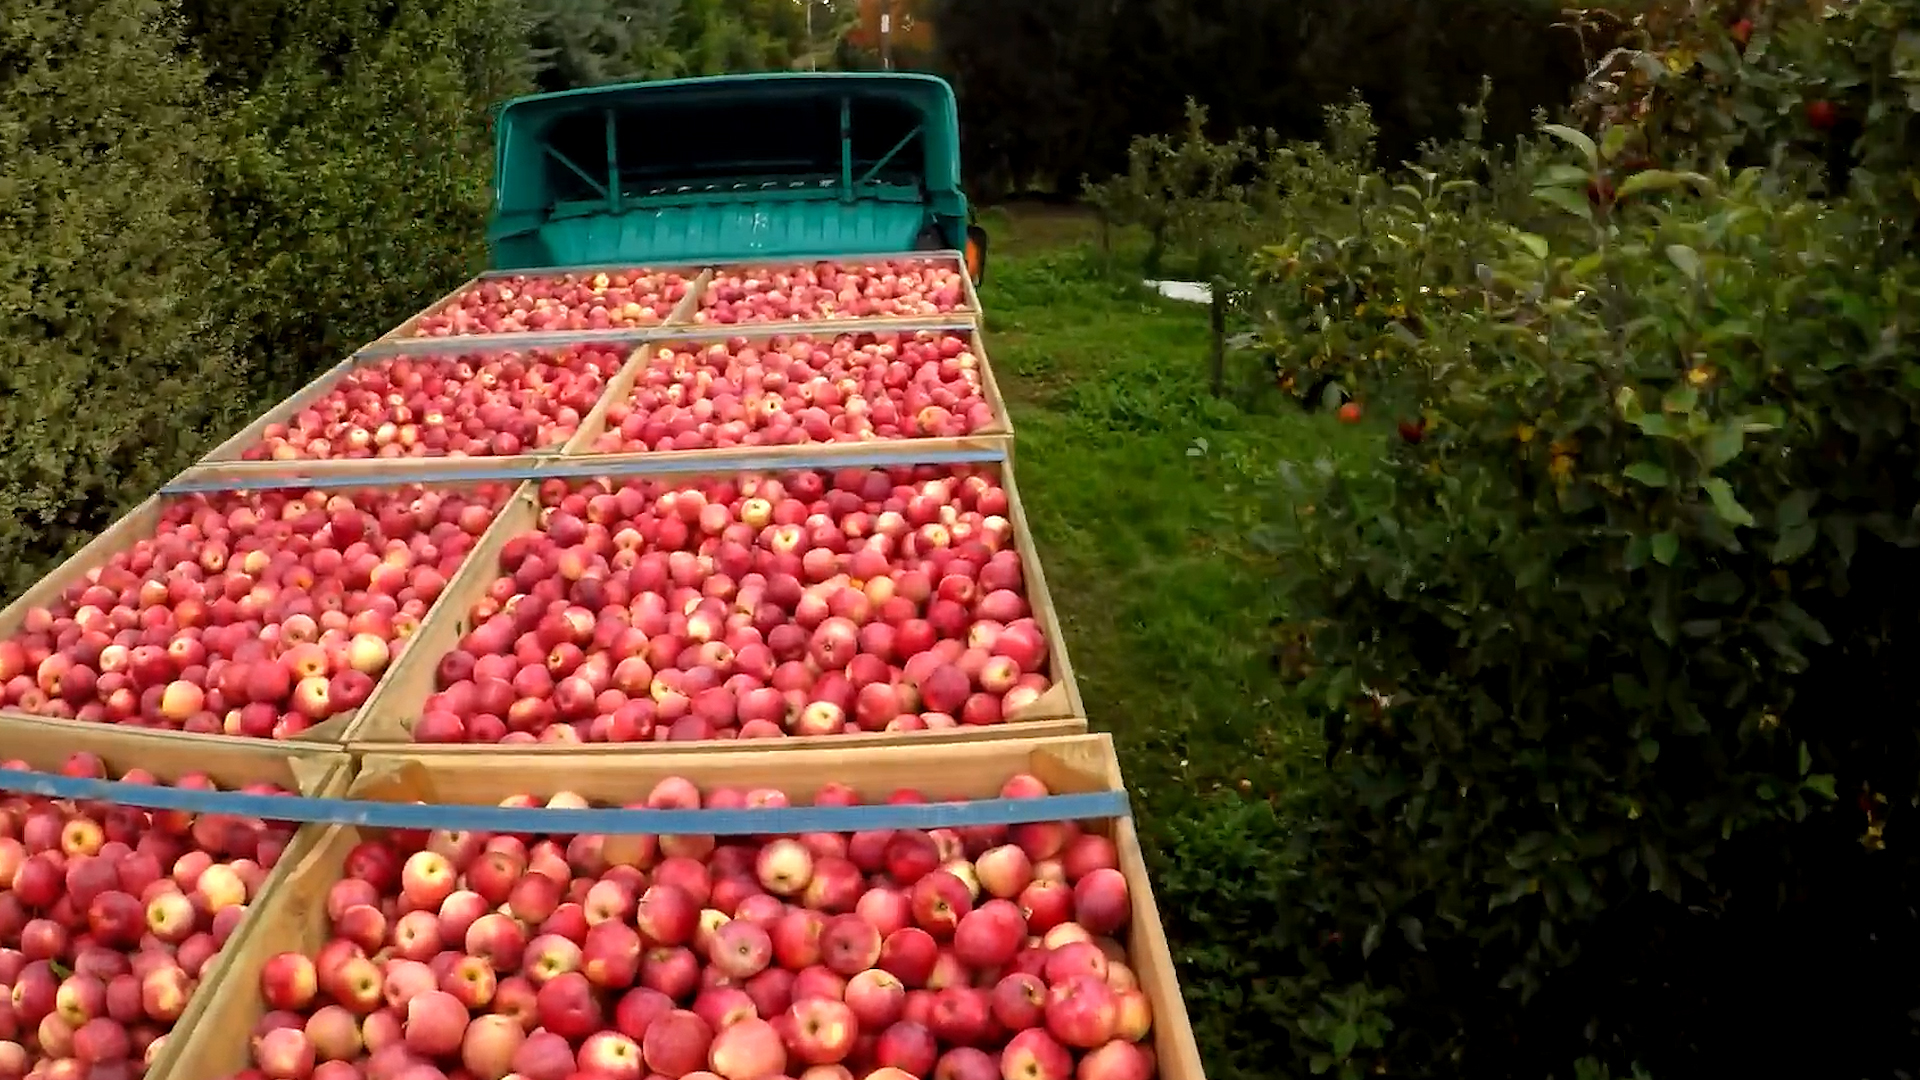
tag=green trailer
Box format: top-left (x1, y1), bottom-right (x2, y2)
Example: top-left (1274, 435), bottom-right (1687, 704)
top-left (485, 71), bottom-right (987, 280)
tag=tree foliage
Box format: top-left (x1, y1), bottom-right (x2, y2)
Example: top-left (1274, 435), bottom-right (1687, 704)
top-left (928, 0), bottom-right (1592, 198)
top-left (1, 0), bottom-right (530, 603)
top-left (1092, 3), bottom-right (1920, 1078)
top-left (0, 0), bottom-right (249, 601)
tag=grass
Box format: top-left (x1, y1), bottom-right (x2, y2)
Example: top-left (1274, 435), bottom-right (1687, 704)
top-left (970, 204), bottom-right (1381, 1076)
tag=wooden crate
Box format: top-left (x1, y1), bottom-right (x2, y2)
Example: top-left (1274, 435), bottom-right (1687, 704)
top-left (343, 439), bottom-right (1086, 754)
top-left (377, 266), bottom-right (712, 344)
top-left (0, 477), bottom-right (519, 748)
top-left (562, 322), bottom-right (1013, 457)
top-left (685, 252), bottom-right (983, 334)
top-left (172, 733), bottom-right (1206, 1080)
top-left (0, 711), bottom-right (352, 1080)
top-left (197, 339), bottom-right (647, 467)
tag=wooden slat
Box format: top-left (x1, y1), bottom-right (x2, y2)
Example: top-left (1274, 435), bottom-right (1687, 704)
top-left (197, 358), bottom-right (361, 465)
top-left (342, 442), bottom-right (1087, 752)
top-left (375, 270), bottom-right (487, 344)
top-left (168, 734), bottom-right (1205, 1080)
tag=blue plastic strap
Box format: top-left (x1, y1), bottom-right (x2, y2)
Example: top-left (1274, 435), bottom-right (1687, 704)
top-left (0, 768), bottom-right (1128, 835)
top-left (160, 444), bottom-right (1008, 496)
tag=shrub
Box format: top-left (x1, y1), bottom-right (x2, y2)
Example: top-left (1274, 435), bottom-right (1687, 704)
top-left (200, 0), bottom-right (531, 393)
top-left (1570, 0), bottom-right (1920, 244)
top-left (0, 0), bottom-right (251, 601)
top-left (1258, 122), bottom-right (1920, 1077)
top-left (0, 0), bottom-right (531, 605)
top-left (1082, 99), bottom-right (1273, 278)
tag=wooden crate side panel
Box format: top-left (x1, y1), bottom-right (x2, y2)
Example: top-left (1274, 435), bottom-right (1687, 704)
top-left (376, 271), bottom-right (486, 344)
top-left (556, 433), bottom-right (1015, 474)
top-left (340, 479), bottom-right (539, 744)
top-left (970, 326), bottom-right (1014, 437)
top-left (660, 267), bottom-right (714, 326)
top-left (355, 732), bottom-right (1118, 803)
top-left (0, 498), bottom-right (162, 637)
top-left (561, 341), bottom-right (656, 455)
top-left (999, 464), bottom-right (1085, 719)
top-left (198, 358), bottom-right (361, 464)
top-left (0, 711), bottom-right (348, 793)
top-left (153, 804), bottom-right (351, 1080)
top-left (1119, 815), bottom-right (1208, 1080)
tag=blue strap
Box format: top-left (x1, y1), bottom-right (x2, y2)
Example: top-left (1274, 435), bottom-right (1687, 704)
top-left (160, 444), bottom-right (1008, 495)
top-left (0, 768), bottom-right (1127, 835)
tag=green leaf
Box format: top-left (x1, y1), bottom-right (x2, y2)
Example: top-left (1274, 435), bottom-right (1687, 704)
top-left (1663, 385), bottom-right (1699, 414)
top-left (1601, 123), bottom-right (1632, 161)
top-left (1540, 163), bottom-right (1593, 187)
top-left (1640, 736), bottom-right (1660, 763)
top-left (1704, 477), bottom-right (1755, 527)
top-left (1701, 423), bottom-right (1744, 468)
top-left (1571, 251), bottom-right (1607, 280)
top-left (1665, 243), bottom-right (1703, 281)
top-left (1623, 534), bottom-right (1650, 570)
top-left (1618, 169), bottom-right (1713, 199)
top-left (1624, 461), bottom-right (1670, 488)
top-left (1776, 489), bottom-right (1817, 529)
top-left (1361, 922), bottom-right (1383, 958)
top-left (1534, 184), bottom-right (1594, 222)
top-left (1798, 743), bottom-right (1811, 775)
top-left (1542, 124), bottom-right (1599, 166)
top-left (1514, 231), bottom-right (1550, 260)
top-left (1771, 522), bottom-right (1817, 562)
top-left (1652, 530), bottom-right (1680, 566)
top-left (1632, 413), bottom-right (1677, 437)
top-left (1399, 915), bottom-right (1426, 951)
top-left (1332, 1024), bottom-right (1358, 1059)
top-left (1805, 774), bottom-right (1837, 799)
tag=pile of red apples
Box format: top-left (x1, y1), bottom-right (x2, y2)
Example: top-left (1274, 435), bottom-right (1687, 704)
top-left (693, 262), bottom-right (971, 325)
top-left (588, 332), bottom-right (995, 454)
top-left (411, 273), bottom-right (692, 337)
top-left (413, 465), bottom-right (1052, 745)
top-left (243, 348), bottom-right (625, 461)
top-left (217, 773), bottom-right (1153, 1080)
top-left (1, 750), bottom-right (302, 1080)
top-left (0, 485), bottom-right (511, 739)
